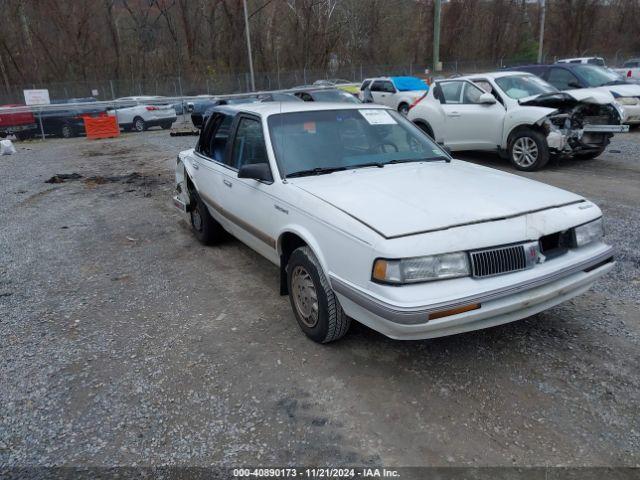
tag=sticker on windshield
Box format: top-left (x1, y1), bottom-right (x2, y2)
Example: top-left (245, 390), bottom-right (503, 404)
top-left (360, 109), bottom-right (397, 125)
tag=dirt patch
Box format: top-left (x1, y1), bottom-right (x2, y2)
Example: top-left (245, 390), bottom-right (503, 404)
top-left (82, 146), bottom-right (135, 158)
top-left (44, 173), bottom-right (83, 184)
top-left (83, 172), bottom-right (168, 188)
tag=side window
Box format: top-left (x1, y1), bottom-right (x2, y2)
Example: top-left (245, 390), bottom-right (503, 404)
top-left (547, 68), bottom-right (579, 90)
top-left (231, 118), bottom-right (268, 170)
top-left (462, 82), bottom-right (484, 104)
top-left (381, 81), bottom-right (395, 93)
top-left (199, 113), bottom-right (233, 162)
top-left (370, 81), bottom-right (384, 92)
top-left (439, 81), bottom-right (464, 104)
top-left (474, 80), bottom-right (492, 93)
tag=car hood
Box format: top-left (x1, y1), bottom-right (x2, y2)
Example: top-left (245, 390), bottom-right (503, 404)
top-left (519, 89), bottom-right (614, 108)
top-left (605, 83), bottom-right (640, 97)
top-left (290, 161), bottom-right (583, 239)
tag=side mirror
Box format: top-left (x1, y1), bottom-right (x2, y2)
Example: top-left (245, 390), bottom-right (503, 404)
top-left (478, 92), bottom-right (497, 104)
top-left (238, 163), bottom-right (273, 183)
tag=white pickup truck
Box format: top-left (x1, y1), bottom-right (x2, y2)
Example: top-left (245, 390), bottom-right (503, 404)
top-left (613, 58), bottom-right (640, 84)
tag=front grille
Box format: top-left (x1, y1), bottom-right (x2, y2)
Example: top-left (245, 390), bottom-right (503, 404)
top-left (583, 115), bottom-right (610, 125)
top-left (470, 244), bottom-right (529, 278)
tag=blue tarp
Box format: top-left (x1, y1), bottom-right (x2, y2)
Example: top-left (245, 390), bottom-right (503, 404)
top-left (391, 76), bottom-right (429, 92)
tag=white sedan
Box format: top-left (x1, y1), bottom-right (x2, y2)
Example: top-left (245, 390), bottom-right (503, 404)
top-left (108, 96), bottom-right (177, 132)
top-left (174, 102), bottom-right (614, 343)
top-left (408, 72), bottom-right (628, 170)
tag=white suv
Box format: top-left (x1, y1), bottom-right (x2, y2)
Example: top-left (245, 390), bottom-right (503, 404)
top-left (108, 96), bottom-right (177, 132)
top-left (359, 76), bottom-right (428, 115)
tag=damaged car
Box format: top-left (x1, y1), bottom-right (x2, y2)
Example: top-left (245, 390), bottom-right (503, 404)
top-left (174, 102), bottom-right (614, 343)
top-left (408, 71), bottom-right (628, 170)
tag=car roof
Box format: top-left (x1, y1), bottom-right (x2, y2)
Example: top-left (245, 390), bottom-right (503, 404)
top-left (210, 102), bottom-right (390, 118)
top-left (457, 71), bottom-right (537, 80)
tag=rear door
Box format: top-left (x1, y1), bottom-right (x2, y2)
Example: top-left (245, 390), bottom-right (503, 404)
top-left (192, 111), bottom-right (237, 232)
top-left (436, 80), bottom-right (504, 150)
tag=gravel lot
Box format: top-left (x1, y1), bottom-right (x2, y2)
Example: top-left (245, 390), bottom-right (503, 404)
top-left (1, 128), bottom-right (639, 468)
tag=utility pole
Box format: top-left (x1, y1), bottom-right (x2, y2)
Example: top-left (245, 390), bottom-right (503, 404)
top-left (433, 0), bottom-right (442, 72)
top-left (537, 0), bottom-right (546, 64)
top-left (243, 0), bottom-right (256, 91)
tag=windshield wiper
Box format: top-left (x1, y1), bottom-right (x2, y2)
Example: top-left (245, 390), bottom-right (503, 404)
top-left (386, 156), bottom-right (449, 165)
top-left (286, 166), bottom-right (347, 178)
top-left (350, 162), bottom-right (385, 169)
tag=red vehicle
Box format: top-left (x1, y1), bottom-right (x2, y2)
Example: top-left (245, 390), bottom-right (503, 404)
top-left (0, 104), bottom-right (38, 140)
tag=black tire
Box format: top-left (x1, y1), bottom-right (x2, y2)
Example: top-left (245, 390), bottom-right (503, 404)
top-left (574, 147), bottom-right (605, 160)
top-left (161, 122), bottom-right (172, 130)
top-left (398, 103), bottom-right (409, 115)
top-left (133, 117), bottom-right (146, 132)
top-left (15, 131), bottom-right (32, 141)
top-left (287, 246), bottom-right (351, 343)
top-left (60, 124), bottom-right (76, 139)
top-left (414, 120), bottom-right (434, 140)
top-left (507, 128), bottom-right (549, 171)
top-left (189, 189), bottom-right (225, 245)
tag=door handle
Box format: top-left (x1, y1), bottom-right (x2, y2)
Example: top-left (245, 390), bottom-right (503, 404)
top-left (192, 162), bottom-right (199, 170)
top-left (223, 179), bottom-right (233, 188)
top-left (447, 111), bottom-right (461, 117)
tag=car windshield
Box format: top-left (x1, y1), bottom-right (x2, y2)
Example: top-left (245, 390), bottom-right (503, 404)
top-left (268, 108), bottom-right (448, 177)
top-left (310, 90), bottom-right (360, 103)
top-left (574, 65), bottom-right (625, 86)
top-left (495, 75), bottom-right (558, 99)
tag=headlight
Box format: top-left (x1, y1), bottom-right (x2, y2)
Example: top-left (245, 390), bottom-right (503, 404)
top-left (615, 97), bottom-right (640, 106)
top-left (573, 218), bottom-right (604, 247)
top-left (372, 252), bottom-right (470, 285)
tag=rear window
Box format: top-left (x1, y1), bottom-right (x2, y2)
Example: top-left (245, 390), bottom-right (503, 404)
top-left (360, 80), bottom-right (372, 91)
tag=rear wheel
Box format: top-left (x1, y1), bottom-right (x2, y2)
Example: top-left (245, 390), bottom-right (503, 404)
top-left (60, 124), bottom-right (75, 139)
top-left (133, 117), bottom-right (146, 132)
top-left (574, 147), bottom-right (605, 160)
top-left (398, 103), bottom-right (409, 116)
top-left (287, 246), bottom-right (351, 343)
top-left (189, 189), bottom-right (225, 245)
top-left (508, 128), bottom-right (549, 171)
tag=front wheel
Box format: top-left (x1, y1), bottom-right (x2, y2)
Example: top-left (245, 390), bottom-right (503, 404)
top-left (508, 128), bottom-right (549, 171)
top-left (287, 246), bottom-right (351, 343)
top-left (574, 147), bottom-right (605, 160)
top-left (398, 103), bottom-right (409, 116)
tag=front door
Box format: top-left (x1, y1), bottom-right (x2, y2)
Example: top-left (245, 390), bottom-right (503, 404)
top-left (436, 80), bottom-right (505, 151)
top-left (218, 115), bottom-right (280, 263)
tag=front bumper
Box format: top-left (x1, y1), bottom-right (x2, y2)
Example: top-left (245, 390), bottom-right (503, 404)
top-left (620, 103), bottom-right (640, 124)
top-left (331, 246), bottom-right (614, 340)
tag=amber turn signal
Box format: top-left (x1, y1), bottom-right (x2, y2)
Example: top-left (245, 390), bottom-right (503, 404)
top-left (428, 303), bottom-right (481, 320)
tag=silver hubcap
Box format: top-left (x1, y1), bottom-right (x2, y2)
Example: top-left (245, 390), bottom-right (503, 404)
top-left (135, 120), bottom-right (144, 131)
top-left (512, 137), bottom-right (538, 167)
top-left (291, 266), bottom-right (318, 328)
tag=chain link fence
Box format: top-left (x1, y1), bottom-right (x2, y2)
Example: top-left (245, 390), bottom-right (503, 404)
top-left (1, 54), bottom-right (636, 143)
